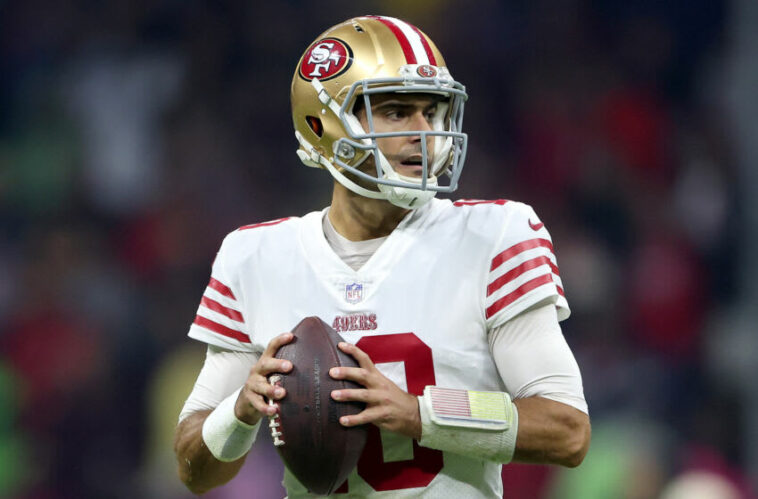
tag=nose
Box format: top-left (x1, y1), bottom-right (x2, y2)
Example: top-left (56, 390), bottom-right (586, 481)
top-left (411, 110), bottom-right (433, 132)
top-left (409, 110), bottom-right (433, 144)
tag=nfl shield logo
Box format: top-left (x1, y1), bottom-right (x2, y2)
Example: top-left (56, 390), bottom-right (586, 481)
top-left (345, 283), bottom-right (363, 304)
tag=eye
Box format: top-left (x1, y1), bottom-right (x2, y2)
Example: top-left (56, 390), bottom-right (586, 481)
top-left (385, 109), bottom-right (405, 120)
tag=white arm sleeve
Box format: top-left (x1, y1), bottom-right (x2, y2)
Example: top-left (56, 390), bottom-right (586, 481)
top-left (178, 345), bottom-right (260, 423)
top-left (488, 301), bottom-right (588, 414)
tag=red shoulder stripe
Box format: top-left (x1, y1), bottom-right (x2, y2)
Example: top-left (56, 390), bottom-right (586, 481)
top-left (453, 199), bottom-right (509, 207)
top-left (238, 217), bottom-right (292, 231)
top-left (193, 315), bottom-right (251, 343)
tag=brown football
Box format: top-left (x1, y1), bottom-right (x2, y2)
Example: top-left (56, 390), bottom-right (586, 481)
top-left (268, 316), bottom-right (367, 495)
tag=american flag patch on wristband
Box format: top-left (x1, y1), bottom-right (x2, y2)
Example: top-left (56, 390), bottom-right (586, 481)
top-left (425, 386), bottom-right (513, 430)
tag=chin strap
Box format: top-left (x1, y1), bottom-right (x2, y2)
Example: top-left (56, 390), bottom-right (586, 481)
top-left (377, 159), bottom-right (437, 209)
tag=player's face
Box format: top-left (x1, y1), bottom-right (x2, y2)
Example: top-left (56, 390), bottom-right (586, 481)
top-left (355, 93), bottom-right (438, 178)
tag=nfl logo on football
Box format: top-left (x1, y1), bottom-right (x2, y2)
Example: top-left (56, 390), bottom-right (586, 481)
top-left (345, 283), bottom-right (363, 304)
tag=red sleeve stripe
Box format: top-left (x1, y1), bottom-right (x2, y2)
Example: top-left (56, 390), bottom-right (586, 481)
top-left (238, 217), bottom-right (291, 231)
top-left (208, 277), bottom-right (236, 300)
top-left (485, 274), bottom-right (555, 319)
top-left (490, 238), bottom-right (554, 272)
top-left (193, 315), bottom-right (251, 343)
top-left (201, 296), bottom-right (244, 323)
top-left (487, 255), bottom-right (560, 297)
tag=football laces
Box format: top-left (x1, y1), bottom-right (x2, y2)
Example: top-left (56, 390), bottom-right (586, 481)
top-left (268, 375), bottom-right (285, 447)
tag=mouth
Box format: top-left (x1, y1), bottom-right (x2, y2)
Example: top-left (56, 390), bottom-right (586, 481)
top-left (400, 155), bottom-right (423, 166)
top-left (398, 156), bottom-right (425, 175)
top-left (397, 160), bottom-right (424, 178)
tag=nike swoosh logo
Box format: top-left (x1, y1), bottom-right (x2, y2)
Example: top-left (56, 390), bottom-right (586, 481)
top-left (529, 220), bottom-right (544, 231)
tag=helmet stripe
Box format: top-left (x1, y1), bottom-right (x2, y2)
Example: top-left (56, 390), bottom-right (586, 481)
top-left (368, 16), bottom-right (430, 65)
top-left (384, 17), bottom-right (431, 65)
top-left (408, 23), bottom-right (438, 66)
top-left (367, 16), bottom-right (416, 63)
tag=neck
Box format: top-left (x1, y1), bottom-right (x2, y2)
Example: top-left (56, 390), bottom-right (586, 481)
top-left (328, 183), bottom-right (410, 241)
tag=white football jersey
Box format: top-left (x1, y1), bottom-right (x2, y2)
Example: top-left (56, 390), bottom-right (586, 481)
top-left (187, 198), bottom-right (569, 498)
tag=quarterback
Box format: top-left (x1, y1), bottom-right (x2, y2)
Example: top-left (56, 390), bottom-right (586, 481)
top-left (174, 15), bottom-right (590, 498)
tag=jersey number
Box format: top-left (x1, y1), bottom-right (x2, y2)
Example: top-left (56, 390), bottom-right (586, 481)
top-left (339, 333), bottom-right (444, 493)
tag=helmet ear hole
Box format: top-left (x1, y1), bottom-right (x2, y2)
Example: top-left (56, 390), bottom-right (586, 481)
top-left (306, 116), bottom-right (323, 137)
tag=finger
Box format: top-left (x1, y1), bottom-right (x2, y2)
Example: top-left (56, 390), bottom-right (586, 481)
top-left (244, 377), bottom-right (287, 417)
top-left (262, 332), bottom-right (294, 358)
top-left (250, 376), bottom-right (287, 401)
top-left (338, 342), bottom-right (375, 369)
top-left (331, 388), bottom-right (370, 403)
top-left (255, 356), bottom-right (293, 375)
top-left (329, 366), bottom-right (369, 385)
top-left (338, 406), bottom-right (383, 427)
top-left (241, 388), bottom-right (275, 416)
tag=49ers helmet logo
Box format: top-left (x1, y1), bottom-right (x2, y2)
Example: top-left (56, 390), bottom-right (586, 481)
top-left (417, 65), bottom-right (438, 78)
top-left (299, 38), bottom-right (353, 81)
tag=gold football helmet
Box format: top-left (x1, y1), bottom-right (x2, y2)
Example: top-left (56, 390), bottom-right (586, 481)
top-left (291, 15), bottom-right (468, 209)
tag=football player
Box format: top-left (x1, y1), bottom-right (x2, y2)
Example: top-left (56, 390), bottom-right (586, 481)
top-left (174, 15), bottom-right (590, 497)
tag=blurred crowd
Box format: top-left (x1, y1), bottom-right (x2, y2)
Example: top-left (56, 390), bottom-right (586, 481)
top-left (1, 0), bottom-right (754, 498)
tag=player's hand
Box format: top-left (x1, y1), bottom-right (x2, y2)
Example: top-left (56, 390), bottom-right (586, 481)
top-left (234, 333), bottom-right (294, 425)
top-left (329, 342), bottom-right (422, 441)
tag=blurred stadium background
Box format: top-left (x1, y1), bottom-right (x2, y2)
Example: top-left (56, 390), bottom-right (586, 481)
top-left (1, 0), bottom-right (757, 497)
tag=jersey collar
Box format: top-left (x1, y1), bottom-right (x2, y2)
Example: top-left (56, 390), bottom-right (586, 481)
top-left (299, 199), bottom-right (437, 278)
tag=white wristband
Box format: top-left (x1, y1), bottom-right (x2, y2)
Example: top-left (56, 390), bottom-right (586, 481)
top-left (202, 387), bottom-right (261, 462)
top-left (418, 386), bottom-right (519, 463)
